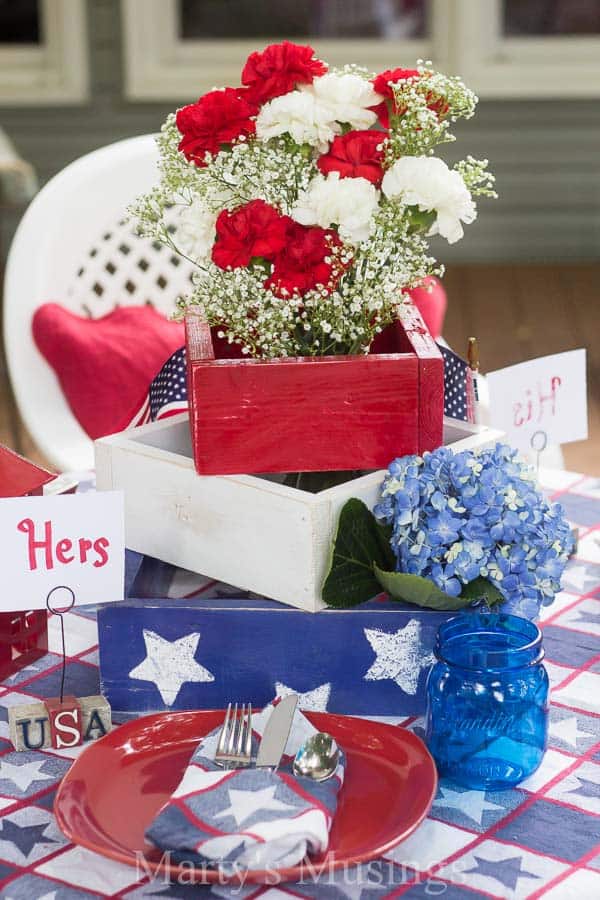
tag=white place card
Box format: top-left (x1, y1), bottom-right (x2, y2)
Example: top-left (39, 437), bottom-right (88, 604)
top-left (486, 349), bottom-right (588, 452)
top-left (0, 491), bottom-right (125, 611)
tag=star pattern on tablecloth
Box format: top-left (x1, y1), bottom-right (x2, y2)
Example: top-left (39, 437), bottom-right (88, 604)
top-left (562, 564), bottom-right (599, 593)
top-left (567, 775), bottom-right (600, 799)
top-left (433, 785), bottom-right (505, 826)
top-left (275, 680), bottom-right (331, 711)
top-left (214, 785), bottom-right (298, 828)
top-left (464, 854), bottom-right (539, 891)
top-left (0, 819), bottom-right (57, 858)
top-left (5, 892), bottom-right (57, 900)
top-left (363, 620), bottom-right (434, 695)
top-left (0, 759), bottom-right (55, 793)
top-left (128, 629), bottom-right (214, 705)
top-left (549, 714), bottom-right (593, 748)
top-left (575, 607), bottom-right (600, 627)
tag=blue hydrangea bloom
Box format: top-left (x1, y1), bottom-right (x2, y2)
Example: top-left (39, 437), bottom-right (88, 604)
top-left (374, 443), bottom-right (573, 618)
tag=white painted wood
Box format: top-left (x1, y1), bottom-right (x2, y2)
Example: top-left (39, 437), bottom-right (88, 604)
top-left (121, 0), bottom-right (600, 101)
top-left (450, 0), bottom-right (600, 98)
top-left (121, 0), bottom-right (432, 101)
top-left (0, 0), bottom-right (89, 105)
top-left (95, 414), bottom-right (504, 613)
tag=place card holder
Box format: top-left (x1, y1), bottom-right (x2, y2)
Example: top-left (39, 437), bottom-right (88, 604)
top-left (8, 586), bottom-right (112, 752)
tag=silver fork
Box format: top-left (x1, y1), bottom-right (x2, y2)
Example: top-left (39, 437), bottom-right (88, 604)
top-left (214, 702), bottom-right (253, 769)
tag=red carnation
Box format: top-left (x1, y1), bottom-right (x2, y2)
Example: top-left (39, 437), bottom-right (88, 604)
top-left (265, 221), bottom-right (344, 298)
top-left (372, 67), bottom-right (421, 100)
top-left (212, 200), bottom-right (289, 270)
top-left (371, 67), bottom-right (448, 127)
top-left (242, 41), bottom-right (327, 104)
top-left (371, 67), bottom-right (420, 127)
top-left (176, 88), bottom-right (258, 166)
top-left (317, 130), bottom-right (386, 186)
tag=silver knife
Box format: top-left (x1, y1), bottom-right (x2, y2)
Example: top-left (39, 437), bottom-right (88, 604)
top-left (255, 694), bottom-right (298, 768)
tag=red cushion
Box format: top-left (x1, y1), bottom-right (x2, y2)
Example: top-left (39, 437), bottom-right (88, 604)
top-left (407, 276), bottom-right (447, 339)
top-left (32, 304), bottom-right (185, 440)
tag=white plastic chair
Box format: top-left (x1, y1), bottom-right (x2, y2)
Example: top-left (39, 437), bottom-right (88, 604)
top-left (3, 135), bottom-right (195, 472)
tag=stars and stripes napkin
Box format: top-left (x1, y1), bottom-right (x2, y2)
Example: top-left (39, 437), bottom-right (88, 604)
top-left (145, 702), bottom-right (345, 873)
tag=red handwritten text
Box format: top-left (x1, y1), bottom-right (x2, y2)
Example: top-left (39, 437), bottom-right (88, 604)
top-left (513, 376), bottom-right (562, 428)
top-left (16, 518), bottom-right (110, 571)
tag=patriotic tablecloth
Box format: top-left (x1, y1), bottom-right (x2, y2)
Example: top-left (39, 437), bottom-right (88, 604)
top-left (0, 468), bottom-right (598, 899)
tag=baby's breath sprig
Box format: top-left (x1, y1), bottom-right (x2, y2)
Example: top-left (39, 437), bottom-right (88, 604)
top-left (134, 50), bottom-right (494, 359)
top-left (454, 156), bottom-right (498, 198)
top-left (384, 64), bottom-right (478, 163)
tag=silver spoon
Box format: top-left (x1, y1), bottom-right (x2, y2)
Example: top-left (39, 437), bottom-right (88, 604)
top-left (293, 732), bottom-right (340, 782)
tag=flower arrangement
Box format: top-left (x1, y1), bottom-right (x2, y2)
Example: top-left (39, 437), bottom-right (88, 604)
top-left (134, 41), bottom-right (495, 359)
top-left (323, 444), bottom-right (573, 618)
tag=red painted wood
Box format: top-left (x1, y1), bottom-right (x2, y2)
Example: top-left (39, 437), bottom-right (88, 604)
top-left (0, 445), bottom-right (56, 497)
top-left (398, 305), bottom-right (444, 454)
top-left (185, 301), bottom-right (444, 475)
top-left (0, 610), bottom-right (48, 682)
top-left (0, 446), bottom-right (51, 678)
top-left (44, 696), bottom-right (83, 749)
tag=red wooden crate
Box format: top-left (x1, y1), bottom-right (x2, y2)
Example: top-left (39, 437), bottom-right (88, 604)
top-left (185, 302), bottom-right (444, 476)
top-left (0, 445), bottom-right (51, 680)
top-left (0, 610), bottom-right (48, 682)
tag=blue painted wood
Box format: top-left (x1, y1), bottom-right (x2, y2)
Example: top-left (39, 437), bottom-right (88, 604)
top-left (99, 552), bottom-right (457, 718)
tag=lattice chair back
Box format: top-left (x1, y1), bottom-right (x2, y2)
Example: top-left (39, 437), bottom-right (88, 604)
top-left (4, 135), bottom-right (195, 472)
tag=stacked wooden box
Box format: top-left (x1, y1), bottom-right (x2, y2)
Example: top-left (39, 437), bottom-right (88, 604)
top-left (95, 305), bottom-right (503, 718)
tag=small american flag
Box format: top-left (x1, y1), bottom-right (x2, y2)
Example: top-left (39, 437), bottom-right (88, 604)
top-left (129, 347), bottom-right (189, 427)
top-left (437, 343), bottom-right (476, 423)
top-left (131, 342), bottom-right (477, 428)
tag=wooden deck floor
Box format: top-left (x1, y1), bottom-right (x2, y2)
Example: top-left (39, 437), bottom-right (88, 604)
top-left (443, 264), bottom-right (599, 476)
top-left (1, 263), bottom-right (599, 476)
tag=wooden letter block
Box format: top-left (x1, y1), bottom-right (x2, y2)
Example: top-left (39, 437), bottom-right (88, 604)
top-left (44, 696), bottom-right (83, 749)
top-left (9, 694), bottom-right (111, 751)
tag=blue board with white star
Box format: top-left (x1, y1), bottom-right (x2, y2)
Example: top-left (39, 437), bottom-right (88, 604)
top-left (97, 552), bottom-right (453, 717)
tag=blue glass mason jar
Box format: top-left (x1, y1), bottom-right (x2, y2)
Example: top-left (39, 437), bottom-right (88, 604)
top-left (426, 612), bottom-right (548, 789)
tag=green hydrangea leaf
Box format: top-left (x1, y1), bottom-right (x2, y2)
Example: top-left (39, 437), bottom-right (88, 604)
top-left (373, 564), bottom-right (475, 611)
top-left (459, 576), bottom-right (505, 607)
top-left (322, 499), bottom-right (395, 608)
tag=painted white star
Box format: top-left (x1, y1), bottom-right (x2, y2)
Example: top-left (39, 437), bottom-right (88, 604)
top-left (275, 681), bottom-right (331, 711)
top-left (563, 564), bottom-right (596, 593)
top-left (433, 785), bottom-right (505, 826)
top-left (363, 620), bottom-right (434, 695)
top-left (0, 759), bottom-right (55, 793)
top-left (215, 785), bottom-right (297, 828)
top-left (549, 715), bottom-right (593, 748)
top-left (128, 629), bottom-right (214, 706)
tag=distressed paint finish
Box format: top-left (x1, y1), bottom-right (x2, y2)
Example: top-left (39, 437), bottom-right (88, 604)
top-left (95, 415), bottom-right (503, 613)
top-left (185, 303), bottom-right (443, 476)
top-left (98, 562), bottom-right (453, 718)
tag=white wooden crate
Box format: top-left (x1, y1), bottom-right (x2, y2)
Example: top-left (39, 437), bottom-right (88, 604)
top-left (95, 415), bottom-right (504, 613)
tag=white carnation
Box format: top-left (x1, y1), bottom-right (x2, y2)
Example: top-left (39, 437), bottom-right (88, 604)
top-left (176, 199), bottom-right (218, 262)
top-left (292, 171), bottom-right (380, 245)
top-left (256, 91), bottom-right (340, 152)
top-left (382, 156), bottom-right (476, 244)
top-left (303, 73), bottom-right (382, 130)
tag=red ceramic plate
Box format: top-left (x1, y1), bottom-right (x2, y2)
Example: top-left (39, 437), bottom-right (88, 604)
top-left (54, 710), bottom-right (437, 885)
